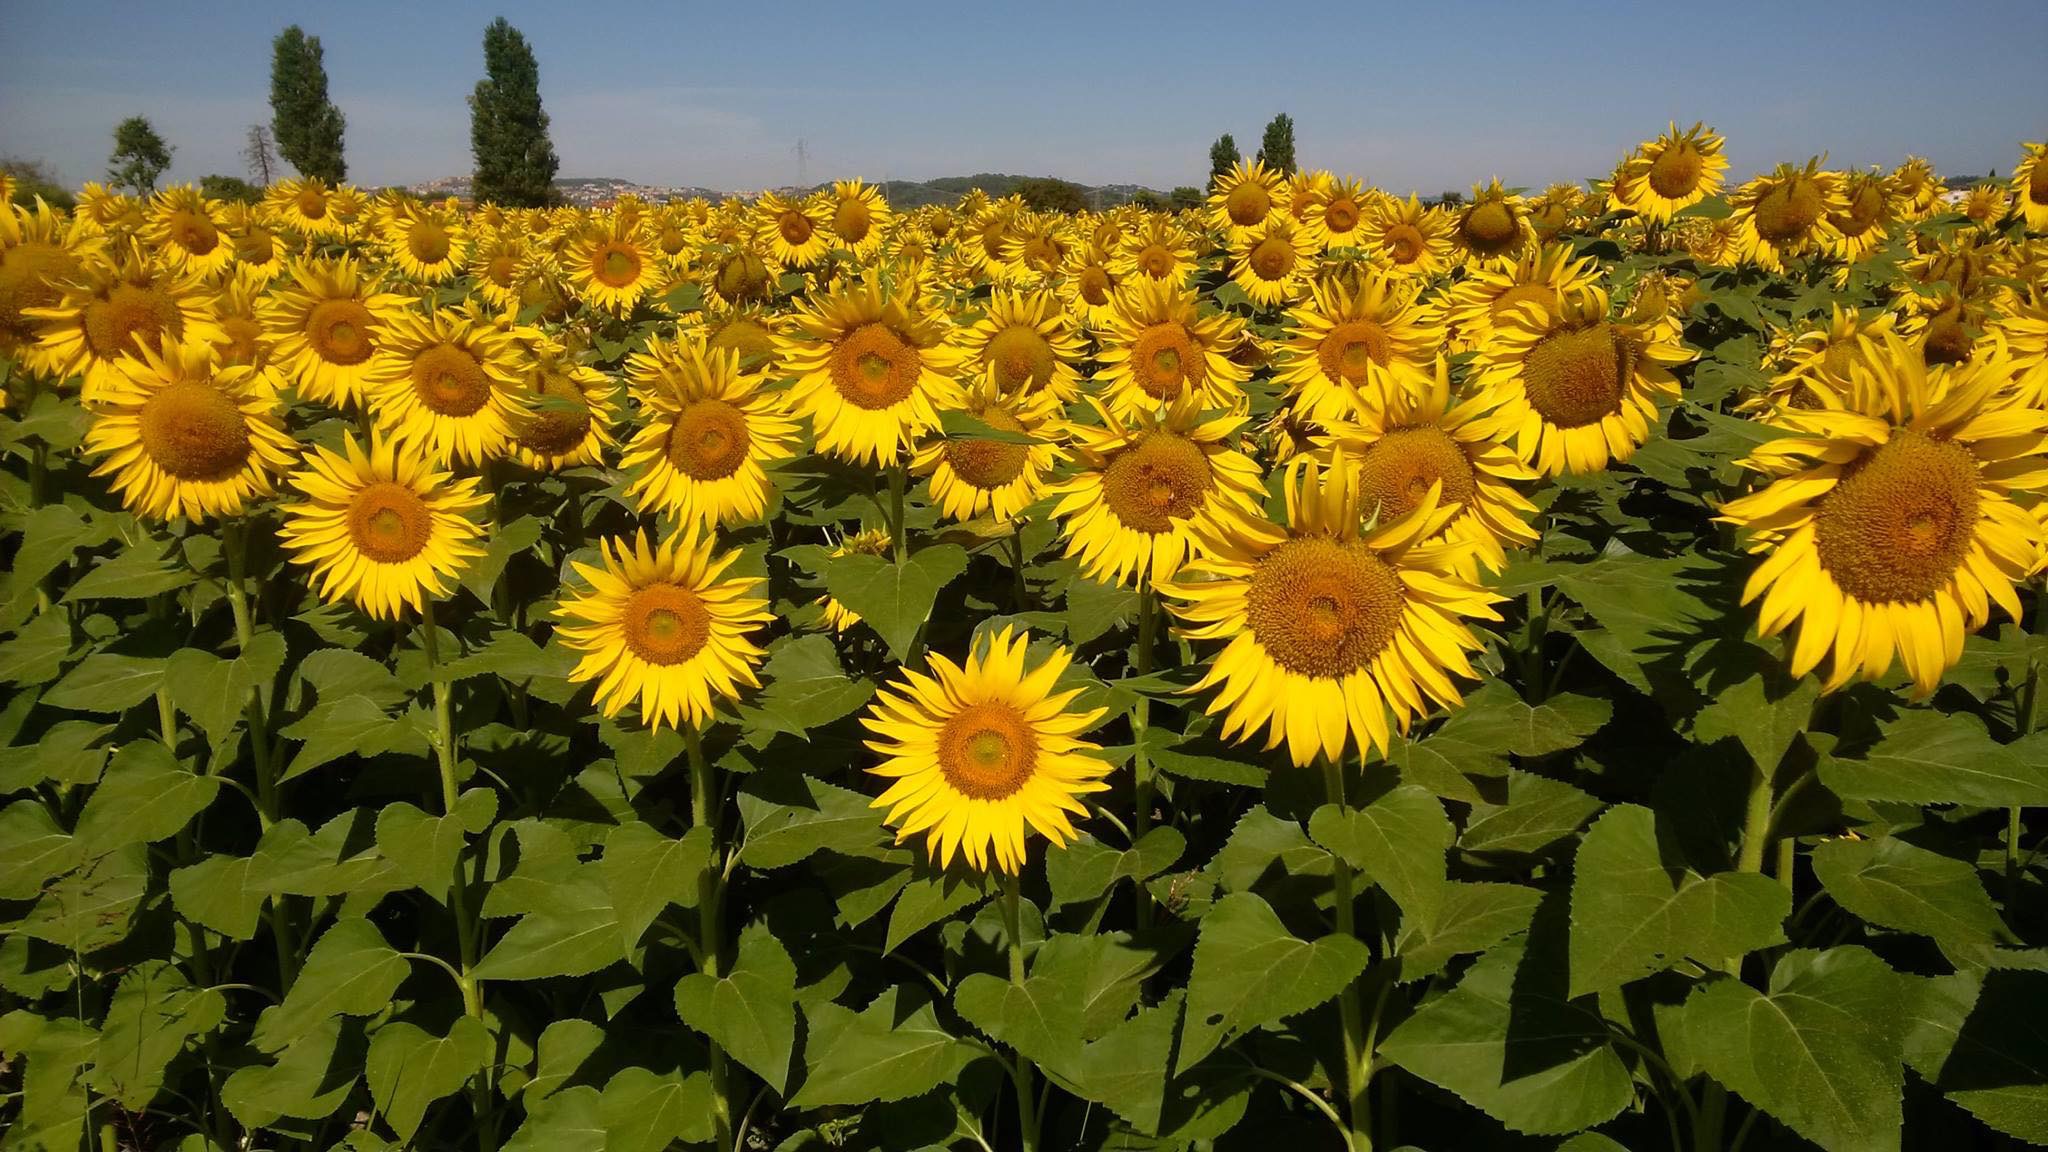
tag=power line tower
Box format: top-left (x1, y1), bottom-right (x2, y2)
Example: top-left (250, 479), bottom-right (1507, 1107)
top-left (793, 138), bottom-right (808, 190)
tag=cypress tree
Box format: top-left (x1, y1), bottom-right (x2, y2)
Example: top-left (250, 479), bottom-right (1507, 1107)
top-left (1209, 134), bottom-right (1241, 184)
top-left (1256, 114), bottom-right (1297, 175)
top-left (469, 18), bottom-right (560, 207)
top-left (270, 26), bottom-right (348, 182)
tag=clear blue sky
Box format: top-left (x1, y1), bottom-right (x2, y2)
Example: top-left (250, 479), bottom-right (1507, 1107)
top-left (2, 0), bottom-right (2043, 195)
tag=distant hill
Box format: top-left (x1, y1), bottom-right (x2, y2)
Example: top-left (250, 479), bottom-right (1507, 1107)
top-left (407, 173), bottom-right (1171, 209)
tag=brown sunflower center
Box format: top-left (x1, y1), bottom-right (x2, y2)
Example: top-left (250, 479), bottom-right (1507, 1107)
top-left (219, 315), bottom-right (264, 367)
top-left (408, 221), bottom-right (452, 265)
top-left (83, 283), bottom-right (177, 359)
top-left (1647, 143), bottom-right (1704, 199)
top-left (834, 198), bottom-right (872, 242)
top-left (1921, 311), bottom-right (1973, 366)
top-left (1225, 182), bottom-right (1271, 227)
top-left (346, 481), bottom-right (433, 563)
top-left (0, 241), bottom-right (78, 339)
top-left (306, 298), bottom-right (376, 365)
top-left (829, 323), bottom-right (921, 409)
top-left (411, 343), bottom-right (491, 417)
top-left (138, 380), bottom-right (251, 481)
top-left (1101, 431), bottom-right (1212, 533)
top-left (295, 187), bottom-right (329, 219)
top-left (235, 225), bottom-right (277, 263)
top-left (622, 582), bottom-right (712, 666)
top-left (2031, 161), bottom-right (2048, 204)
top-left (1837, 183), bottom-right (1885, 233)
top-left (708, 317), bottom-right (776, 363)
top-left (593, 243), bottom-right (643, 289)
top-left (714, 251), bottom-right (769, 302)
top-left (1523, 322), bottom-right (1635, 429)
top-left (1131, 323), bottom-right (1201, 400)
top-left (658, 226), bottom-right (689, 256)
top-left (166, 210), bottom-right (219, 256)
top-left (1248, 236), bottom-right (1296, 281)
top-left (1137, 245), bottom-right (1175, 279)
top-left (987, 323), bottom-right (1055, 392)
top-left (1244, 536), bottom-right (1405, 678)
top-left (1324, 198), bottom-right (1361, 234)
top-left (1813, 430), bottom-right (1981, 603)
top-left (486, 254), bottom-right (519, 286)
top-left (1752, 177), bottom-right (1824, 243)
top-left (936, 700), bottom-right (1039, 800)
top-left (518, 372), bottom-right (593, 456)
top-left (945, 407), bottom-right (1030, 489)
top-left (1818, 339), bottom-right (1860, 381)
top-left (1462, 201), bottom-right (1520, 255)
top-left (777, 210), bottom-right (814, 246)
top-left (1078, 265), bottom-right (1113, 305)
top-left (668, 398), bottom-right (751, 479)
top-left (1318, 319), bottom-right (1391, 384)
top-left (1357, 426), bottom-right (1476, 523)
top-left (1384, 223), bottom-right (1425, 265)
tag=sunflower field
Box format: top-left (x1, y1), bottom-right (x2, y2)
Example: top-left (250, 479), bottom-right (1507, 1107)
top-left (3, 129), bottom-right (2048, 1152)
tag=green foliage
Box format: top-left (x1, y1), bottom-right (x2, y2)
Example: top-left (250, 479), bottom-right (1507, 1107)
top-left (1015, 176), bottom-right (1088, 214)
top-left (1256, 112), bottom-right (1296, 174)
top-left (1168, 185), bottom-right (1203, 210)
top-left (200, 173), bottom-right (262, 203)
top-left (269, 25), bottom-right (347, 182)
top-left (1208, 133), bottom-right (1239, 183)
top-left (469, 17), bottom-right (560, 207)
top-left (106, 116), bottom-right (171, 194)
top-left (1, 156), bottom-right (76, 210)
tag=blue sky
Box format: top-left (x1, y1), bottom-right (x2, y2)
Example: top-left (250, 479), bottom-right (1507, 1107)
top-left (2, 0), bottom-right (2043, 195)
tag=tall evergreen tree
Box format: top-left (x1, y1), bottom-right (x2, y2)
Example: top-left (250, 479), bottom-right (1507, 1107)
top-left (1209, 134), bottom-right (1240, 184)
top-left (469, 18), bottom-right (560, 207)
top-left (107, 117), bottom-right (172, 195)
top-left (1256, 113), bottom-right (1297, 175)
top-left (270, 26), bottom-right (348, 182)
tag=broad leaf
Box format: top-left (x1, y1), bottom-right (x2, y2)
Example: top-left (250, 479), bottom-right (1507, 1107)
top-left (1177, 891), bottom-right (1370, 1072)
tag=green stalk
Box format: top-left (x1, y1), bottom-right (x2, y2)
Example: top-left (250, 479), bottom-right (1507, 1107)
top-left (686, 725), bottom-right (734, 1152)
top-left (2011, 598), bottom-right (2042, 901)
top-left (1001, 873), bottom-right (1041, 1152)
top-left (1321, 757), bottom-right (1372, 1152)
top-left (887, 463), bottom-right (907, 564)
top-left (1522, 587), bottom-right (1549, 702)
top-left (1009, 524), bottom-right (1028, 610)
top-left (223, 521), bottom-right (296, 989)
top-left (1132, 584), bottom-right (1158, 927)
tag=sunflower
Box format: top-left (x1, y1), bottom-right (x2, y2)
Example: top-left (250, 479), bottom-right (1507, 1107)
top-left (1228, 215), bottom-right (1319, 308)
top-left (278, 433), bottom-right (488, 620)
top-left (913, 371), bottom-right (1065, 524)
top-left (1283, 169), bottom-right (1334, 223)
top-left (828, 179), bottom-right (893, 259)
top-left (24, 241), bottom-right (223, 402)
top-left (367, 304), bottom-right (528, 467)
top-left (864, 626), bottom-right (1109, 874)
top-left (509, 337), bottom-right (621, 471)
top-left (1111, 216), bottom-right (1194, 285)
top-left (144, 187), bottom-right (235, 279)
top-left (1048, 396), bottom-right (1266, 587)
top-left (683, 304), bottom-right (784, 375)
top-left (1318, 359), bottom-right (1539, 578)
top-left (959, 198), bottom-right (1024, 275)
top-left (208, 268), bottom-right (286, 397)
top-left (1095, 277), bottom-right (1250, 421)
top-left (620, 333), bottom-right (799, 527)
top-left (1608, 123), bottom-right (1728, 224)
top-left (73, 184), bottom-right (145, 239)
top-left (381, 199), bottom-right (469, 283)
top-left (2011, 142), bottom-right (2048, 233)
top-left (564, 217), bottom-right (660, 317)
top-left (1959, 182), bottom-right (2011, 231)
top-left (1742, 305), bottom-right (1899, 417)
top-left (1439, 242), bottom-right (1603, 351)
top-left (220, 203), bottom-right (286, 285)
top-left (1994, 289), bottom-right (2048, 407)
top-left (994, 212), bottom-right (1074, 288)
top-left (1621, 270), bottom-right (1699, 346)
top-left (467, 229), bottom-right (535, 310)
top-left (81, 335), bottom-right (297, 522)
top-left (1823, 170), bottom-right (1896, 263)
top-left (816, 529), bottom-right (894, 633)
top-left (0, 199), bottom-right (102, 361)
top-left (702, 244), bottom-right (777, 309)
top-left (1890, 157), bottom-right (1944, 221)
top-left (1464, 288), bottom-right (1691, 476)
top-left (266, 178), bottom-right (349, 240)
top-left (1305, 176), bottom-right (1375, 251)
top-left (264, 256), bottom-right (411, 410)
top-left (1449, 181), bottom-right (1533, 264)
top-left (1528, 184), bottom-right (1584, 242)
top-left (958, 287), bottom-right (1087, 403)
top-left (1060, 241), bottom-right (1122, 330)
top-left (1716, 338), bottom-right (2048, 697)
top-left (1731, 160), bottom-right (1848, 272)
top-left (555, 526), bottom-right (772, 732)
top-left (1901, 296), bottom-right (1995, 368)
top-left (1208, 160), bottom-right (1287, 242)
top-left (755, 191), bottom-right (832, 269)
top-left (778, 273), bottom-right (965, 466)
top-left (1358, 194), bottom-right (1455, 281)
top-left (1162, 451), bottom-right (1502, 767)
top-left (1273, 270), bottom-right (1443, 424)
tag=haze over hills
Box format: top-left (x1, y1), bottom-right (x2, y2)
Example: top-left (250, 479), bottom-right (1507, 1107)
top-left (406, 173), bottom-right (1171, 208)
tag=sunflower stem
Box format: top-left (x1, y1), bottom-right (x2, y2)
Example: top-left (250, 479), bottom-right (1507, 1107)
top-left (1009, 523), bottom-right (1028, 610)
top-left (1321, 756), bottom-right (1373, 1152)
top-left (223, 520), bottom-right (297, 991)
top-left (887, 463), bottom-right (907, 564)
top-left (686, 724), bottom-right (735, 1152)
top-left (1001, 873), bottom-right (1040, 1152)
top-left (1521, 587), bottom-right (1549, 703)
top-left (1132, 583), bottom-right (1158, 927)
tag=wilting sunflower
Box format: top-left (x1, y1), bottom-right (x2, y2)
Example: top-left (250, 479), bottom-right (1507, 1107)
top-left (816, 529), bottom-right (893, 633)
top-left (1162, 451), bottom-right (1503, 766)
top-left (959, 288), bottom-right (1088, 403)
top-left (24, 241), bottom-right (224, 402)
top-left (266, 178), bottom-right (348, 240)
top-left (0, 199), bottom-right (101, 360)
top-left (1717, 338), bottom-right (2048, 697)
top-left (264, 256), bottom-right (410, 410)
top-left (509, 337), bottom-right (621, 471)
top-left (913, 372), bottom-right (1065, 524)
top-left (1440, 242), bottom-right (1603, 351)
top-left (278, 433), bottom-right (488, 620)
top-left (1608, 123), bottom-right (1728, 224)
top-left (1452, 181), bottom-right (1536, 264)
top-left (564, 217), bottom-right (660, 317)
top-left (1208, 160), bottom-right (1287, 242)
top-left (1318, 360), bottom-right (1539, 577)
top-left (144, 187), bottom-right (235, 279)
top-left (367, 304), bottom-right (529, 467)
top-left (1096, 278), bottom-right (1250, 421)
top-left (381, 199), bottom-right (469, 283)
top-left (220, 203), bottom-right (285, 285)
top-left (2011, 142), bottom-right (2048, 233)
top-left (1273, 270), bottom-right (1443, 424)
top-left (620, 333), bottom-right (799, 527)
top-left (755, 191), bottom-right (832, 269)
top-left (1358, 194), bottom-right (1455, 281)
top-left (1048, 396), bottom-right (1266, 587)
top-left (779, 273), bottom-right (965, 465)
top-left (1305, 176), bottom-right (1375, 251)
top-left (555, 526), bottom-right (772, 732)
top-left (1732, 160), bottom-right (1848, 272)
top-left (1228, 215), bottom-right (1320, 308)
top-left (1890, 157), bottom-right (1944, 221)
top-left (864, 626), bottom-right (1109, 874)
top-left (82, 335), bottom-right (297, 521)
top-left (1465, 288), bottom-right (1691, 475)
top-left (1060, 242), bottom-right (1122, 330)
top-left (828, 179), bottom-right (892, 259)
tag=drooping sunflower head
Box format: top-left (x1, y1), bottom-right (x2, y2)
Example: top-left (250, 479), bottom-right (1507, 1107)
top-left (864, 626), bottom-right (1109, 874)
top-left (913, 369), bottom-right (1066, 525)
top-left (703, 244), bottom-right (776, 308)
top-left (961, 287), bottom-right (1087, 403)
top-left (262, 255), bottom-right (411, 411)
top-left (777, 272), bottom-right (966, 466)
top-left (509, 337), bottom-right (621, 472)
top-left (1096, 277), bottom-right (1250, 421)
top-left (1609, 122), bottom-right (1728, 224)
top-left (22, 240), bottom-right (224, 401)
top-left (1733, 160), bottom-right (1848, 271)
top-left (620, 331), bottom-right (801, 528)
top-left (754, 190), bottom-right (833, 269)
top-left (555, 526), bottom-right (773, 732)
top-left (1824, 170), bottom-right (1897, 263)
top-left (367, 303), bottom-right (530, 467)
top-left (277, 433), bottom-right (489, 620)
top-left (1528, 183), bottom-right (1585, 242)
top-left (1207, 160), bottom-right (1287, 241)
top-left (144, 186), bottom-right (234, 279)
top-left (0, 199), bottom-right (103, 359)
top-left (1453, 181), bottom-right (1535, 263)
top-left (685, 304), bottom-right (784, 375)
top-left (1273, 268), bottom-right (1444, 424)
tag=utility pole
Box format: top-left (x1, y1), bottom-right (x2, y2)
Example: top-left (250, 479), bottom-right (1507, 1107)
top-left (793, 138), bottom-right (808, 190)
